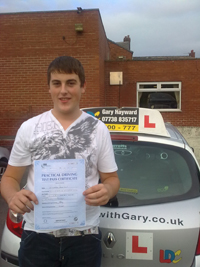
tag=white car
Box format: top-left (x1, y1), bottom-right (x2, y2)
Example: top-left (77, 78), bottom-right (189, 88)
top-left (1, 107), bottom-right (200, 267)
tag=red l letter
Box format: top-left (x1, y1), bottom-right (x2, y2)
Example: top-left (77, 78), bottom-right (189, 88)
top-left (159, 250), bottom-right (171, 263)
top-left (132, 236), bottom-right (147, 253)
top-left (144, 115), bottom-right (156, 128)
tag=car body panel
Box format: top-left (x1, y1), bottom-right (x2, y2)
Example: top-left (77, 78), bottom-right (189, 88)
top-left (0, 224), bottom-right (20, 266)
top-left (196, 256), bottom-right (200, 266)
top-left (100, 198), bottom-right (200, 230)
top-left (1, 224), bottom-right (21, 257)
top-left (101, 228), bottom-right (198, 266)
top-left (100, 199), bottom-right (200, 266)
top-left (0, 251), bottom-right (19, 267)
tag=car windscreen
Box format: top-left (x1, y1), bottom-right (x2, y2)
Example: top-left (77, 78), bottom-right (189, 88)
top-left (108, 141), bottom-right (200, 207)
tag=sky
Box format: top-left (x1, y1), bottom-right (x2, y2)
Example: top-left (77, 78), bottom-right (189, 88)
top-left (0, 0), bottom-right (200, 58)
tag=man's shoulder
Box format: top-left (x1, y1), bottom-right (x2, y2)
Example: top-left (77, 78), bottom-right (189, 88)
top-left (82, 111), bottom-right (103, 124)
top-left (81, 112), bottom-right (109, 135)
top-left (82, 112), bottom-right (107, 127)
top-left (21, 110), bottom-right (51, 126)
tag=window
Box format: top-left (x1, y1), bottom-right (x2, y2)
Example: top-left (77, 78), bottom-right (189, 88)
top-left (106, 141), bottom-right (200, 207)
top-left (137, 82), bottom-right (181, 111)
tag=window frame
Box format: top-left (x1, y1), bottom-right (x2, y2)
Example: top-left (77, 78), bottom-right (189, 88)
top-left (137, 81), bottom-right (181, 112)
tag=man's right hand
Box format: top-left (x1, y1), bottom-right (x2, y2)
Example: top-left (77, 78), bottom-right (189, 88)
top-left (8, 189), bottom-right (38, 214)
top-left (1, 164), bottom-right (38, 214)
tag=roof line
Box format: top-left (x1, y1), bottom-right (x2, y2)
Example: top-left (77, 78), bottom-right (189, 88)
top-left (107, 38), bottom-right (133, 54)
top-left (0, 8), bottom-right (99, 15)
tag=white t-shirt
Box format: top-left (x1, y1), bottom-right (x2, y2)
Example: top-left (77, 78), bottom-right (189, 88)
top-left (9, 110), bottom-right (117, 232)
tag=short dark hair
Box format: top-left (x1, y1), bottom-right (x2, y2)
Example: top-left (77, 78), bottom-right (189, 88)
top-left (47, 56), bottom-right (85, 86)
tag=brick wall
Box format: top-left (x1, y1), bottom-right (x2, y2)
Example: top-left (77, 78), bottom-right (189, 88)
top-left (0, 9), bottom-right (108, 146)
top-left (105, 59), bottom-right (200, 126)
top-left (108, 40), bottom-right (133, 60)
top-left (97, 14), bottom-right (110, 106)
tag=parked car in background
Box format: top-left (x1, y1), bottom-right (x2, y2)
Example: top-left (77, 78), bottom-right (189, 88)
top-left (147, 92), bottom-right (177, 109)
top-left (1, 107), bottom-right (200, 267)
top-left (0, 147), bottom-right (10, 193)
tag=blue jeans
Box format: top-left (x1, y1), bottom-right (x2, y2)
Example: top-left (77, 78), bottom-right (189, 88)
top-left (18, 229), bottom-right (102, 267)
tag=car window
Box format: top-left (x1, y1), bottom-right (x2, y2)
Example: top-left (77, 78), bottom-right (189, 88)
top-left (110, 141), bottom-right (200, 207)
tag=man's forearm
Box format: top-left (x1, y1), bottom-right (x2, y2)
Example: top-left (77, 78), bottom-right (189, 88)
top-left (1, 175), bottom-right (21, 205)
top-left (1, 164), bottom-right (27, 205)
top-left (103, 176), bottom-right (120, 199)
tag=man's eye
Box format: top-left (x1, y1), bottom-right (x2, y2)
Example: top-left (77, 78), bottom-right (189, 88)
top-left (53, 82), bottom-right (60, 86)
top-left (68, 81), bottom-right (76, 86)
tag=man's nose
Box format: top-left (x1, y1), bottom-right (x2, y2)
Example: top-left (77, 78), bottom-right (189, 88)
top-left (60, 84), bottom-right (68, 93)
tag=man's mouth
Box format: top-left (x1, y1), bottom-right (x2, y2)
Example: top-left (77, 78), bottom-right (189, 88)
top-left (59, 98), bottom-right (70, 103)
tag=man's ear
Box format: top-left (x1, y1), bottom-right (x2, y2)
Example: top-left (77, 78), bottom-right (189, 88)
top-left (81, 82), bottom-right (86, 94)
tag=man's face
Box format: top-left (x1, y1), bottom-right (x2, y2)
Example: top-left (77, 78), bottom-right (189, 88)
top-left (49, 72), bottom-right (86, 118)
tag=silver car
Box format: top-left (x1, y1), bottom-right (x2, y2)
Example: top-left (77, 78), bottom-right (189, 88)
top-left (1, 107), bottom-right (200, 267)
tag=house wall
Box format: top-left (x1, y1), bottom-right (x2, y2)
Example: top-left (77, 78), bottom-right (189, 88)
top-left (97, 14), bottom-right (110, 106)
top-left (105, 59), bottom-right (200, 126)
top-left (108, 40), bottom-right (133, 60)
top-left (105, 59), bottom-right (200, 164)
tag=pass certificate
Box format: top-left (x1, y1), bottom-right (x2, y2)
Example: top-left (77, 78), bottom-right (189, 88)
top-left (34, 159), bottom-right (86, 231)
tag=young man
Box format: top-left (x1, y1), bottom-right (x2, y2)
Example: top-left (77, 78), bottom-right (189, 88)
top-left (1, 56), bottom-right (120, 267)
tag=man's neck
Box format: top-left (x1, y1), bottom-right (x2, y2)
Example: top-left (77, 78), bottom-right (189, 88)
top-left (51, 109), bottom-right (82, 130)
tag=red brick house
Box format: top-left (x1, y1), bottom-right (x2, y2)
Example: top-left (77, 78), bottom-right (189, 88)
top-left (0, 8), bottom-right (200, 156)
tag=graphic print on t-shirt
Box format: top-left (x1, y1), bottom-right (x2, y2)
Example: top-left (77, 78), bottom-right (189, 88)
top-left (30, 116), bottom-right (98, 186)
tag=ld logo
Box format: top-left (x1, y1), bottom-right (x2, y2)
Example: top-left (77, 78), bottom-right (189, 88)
top-left (160, 249), bottom-right (182, 263)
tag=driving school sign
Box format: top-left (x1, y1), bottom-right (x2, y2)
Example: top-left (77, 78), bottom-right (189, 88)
top-left (82, 107), bottom-right (169, 137)
top-left (82, 107), bottom-right (139, 132)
